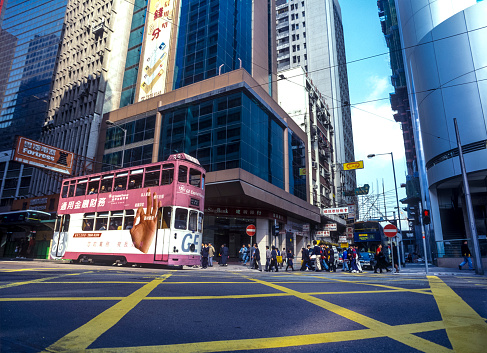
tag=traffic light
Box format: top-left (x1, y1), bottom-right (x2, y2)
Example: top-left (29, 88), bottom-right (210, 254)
top-left (422, 209), bottom-right (431, 225)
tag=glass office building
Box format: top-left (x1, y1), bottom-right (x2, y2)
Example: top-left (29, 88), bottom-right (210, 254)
top-left (0, 0), bottom-right (66, 150)
top-left (120, 0), bottom-right (148, 108)
top-left (173, 0), bottom-right (252, 88)
top-left (0, 0), bottom-right (67, 207)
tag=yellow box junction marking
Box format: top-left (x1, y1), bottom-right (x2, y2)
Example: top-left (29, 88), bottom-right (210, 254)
top-left (428, 276), bottom-right (487, 351)
top-left (0, 272), bottom-right (91, 289)
top-left (42, 273), bottom-right (172, 352)
top-left (244, 276), bottom-right (451, 353)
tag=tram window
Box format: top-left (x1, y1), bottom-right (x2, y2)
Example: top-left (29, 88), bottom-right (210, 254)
top-left (189, 168), bottom-right (201, 187)
top-left (198, 212), bottom-right (203, 233)
top-left (55, 216), bottom-right (62, 232)
top-left (158, 207), bottom-right (171, 229)
top-left (109, 211), bottom-right (123, 230)
top-left (174, 208), bottom-right (188, 229)
top-left (178, 166), bottom-right (188, 183)
top-left (189, 210), bottom-right (198, 231)
top-left (61, 183), bottom-right (69, 198)
top-left (129, 169), bottom-right (143, 189)
top-left (96, 212), bottom-right (109, 230)
top-left (144, 170), bottom-right (160, 188)
top-left (161, 167), bottom-right (174, 185)
top-left (114, 174), bottom-right (128, 191)
top-left (82, 213), bottom-right (95, 231)
top-left (100, 175), bottom-right (113, 193)
top-left (76, 179), bottom-right (88, 196)
top-left (88, 178), bottom-right (100, 195)
top-left (61, 215), bottom-right (70, 232)
top-left (124, 209), bottom-right (134, 229)
top-left (68, 183), bottom-right (75, 197)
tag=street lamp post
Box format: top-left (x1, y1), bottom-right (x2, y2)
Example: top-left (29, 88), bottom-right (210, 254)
top-left (106, 120), bottom-right (127, 168)
top-left (367, 152), bottom-right (402, 272)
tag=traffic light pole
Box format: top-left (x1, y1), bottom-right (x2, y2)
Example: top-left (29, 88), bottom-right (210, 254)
top-left (418, 202), bottom-right (429, 275)
top-left (454, 119), bottom-right (484, 275)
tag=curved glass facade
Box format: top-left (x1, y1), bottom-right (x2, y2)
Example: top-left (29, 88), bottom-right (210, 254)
top-left (396, 1), bottom-right (487, 255)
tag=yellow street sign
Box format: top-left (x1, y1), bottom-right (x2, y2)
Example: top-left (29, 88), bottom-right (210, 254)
top-left (343, 160), bottom-right (364, 171)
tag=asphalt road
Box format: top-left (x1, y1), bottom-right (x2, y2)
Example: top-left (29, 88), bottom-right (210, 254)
top-left (1, 260), bottom-right (487, 352)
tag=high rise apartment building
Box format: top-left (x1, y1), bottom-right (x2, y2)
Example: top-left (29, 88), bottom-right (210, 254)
top-left (275, 0), bottom-right (356, 211)
top-left (0, 0), bottom-right (67, 209)
top-left (377, 0), bottom-right (421, 254)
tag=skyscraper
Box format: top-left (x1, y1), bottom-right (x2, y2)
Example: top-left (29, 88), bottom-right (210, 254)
top-left (0, 0), bottom-right (67, 208)
top-left (30, 0), bottom-right (143, 196)
top-left (395, 0), bottom-right (487, 264)
top-left (98, 0), bottom-right (319, 256)
top-left (275, 0), bottom-right (356, 210)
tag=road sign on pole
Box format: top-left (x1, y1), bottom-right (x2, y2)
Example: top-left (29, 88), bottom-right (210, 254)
top-left (246, 224), bottom-right (256, 237)
top-left (384, 224), bottom-right (398, 238)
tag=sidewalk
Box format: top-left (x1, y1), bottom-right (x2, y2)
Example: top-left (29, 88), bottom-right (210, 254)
top-left (388, 262), bottom-right (486, 277)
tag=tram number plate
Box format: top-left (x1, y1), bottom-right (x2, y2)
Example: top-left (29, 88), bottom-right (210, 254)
top-left (190, 198), bottom-right (200, 207)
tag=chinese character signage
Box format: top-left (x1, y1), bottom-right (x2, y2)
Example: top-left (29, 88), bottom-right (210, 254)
top-left (316, 230), bottom-right (330, 237)
top-left (322, 207), bottom-right (349, 215)
top-left (137, 0), bottom-right (175, 101)
top-left (13, 137), bottom-right (74, 175)
top-left (324, 223), bottom-right (337, 231)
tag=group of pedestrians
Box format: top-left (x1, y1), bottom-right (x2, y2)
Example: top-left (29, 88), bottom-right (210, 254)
top-left (300, 241), bottom-right (345, 272)
top-left (199, 243), bottom-right (215, 269)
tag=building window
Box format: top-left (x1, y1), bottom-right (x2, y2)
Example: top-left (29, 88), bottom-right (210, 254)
top-left (297, 45), bottom-right (300, 51)
top-left (292, 34), bottom-right (295, 41)
top-left (293, 56), bottom-right (297, 63)
top-left (302, 22), bottom-right (305, 27)
top-left (292, 45), bottom-right (296, 52)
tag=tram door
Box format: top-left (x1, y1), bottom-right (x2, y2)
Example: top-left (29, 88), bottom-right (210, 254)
top-left (51, 215), bottom-right (70, 259)
top-left (155, 207), bottom-right (171, 261)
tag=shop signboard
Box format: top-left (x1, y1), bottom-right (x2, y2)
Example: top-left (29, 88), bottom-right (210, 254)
top-left (13, 137), bottom-right (74, 175)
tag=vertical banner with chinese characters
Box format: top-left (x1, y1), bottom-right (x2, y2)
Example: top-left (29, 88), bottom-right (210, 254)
top-left (138, 0), bottom-right (175, 101)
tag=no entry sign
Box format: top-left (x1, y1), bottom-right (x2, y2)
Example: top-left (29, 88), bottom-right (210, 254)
top-left (384, 224), bottom-right (398, 238)
top-left (246, 224), bottom-right (256, 236)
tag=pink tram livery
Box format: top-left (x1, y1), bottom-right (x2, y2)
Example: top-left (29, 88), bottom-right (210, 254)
top-left (51, 153), bottom-right (205, 267)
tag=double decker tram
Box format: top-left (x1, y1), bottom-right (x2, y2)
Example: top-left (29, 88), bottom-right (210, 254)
top-left (51, 153), bottom-right (205, 267)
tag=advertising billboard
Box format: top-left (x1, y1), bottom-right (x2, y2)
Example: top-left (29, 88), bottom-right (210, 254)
top-left (13, 137), bottom-right (74, 175)
top-left (137, 0), bottom-right (176, 101)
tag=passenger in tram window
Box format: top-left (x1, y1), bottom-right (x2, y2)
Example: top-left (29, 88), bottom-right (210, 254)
top-left (129, 179), bottom-right (136, 189)
top-left (115, 184), bottom-right (124, 191)
top-left (88, 187), bottom-right (97, 195)
top-left (97, 219), bottom-right (107, 230)
top-left (83, 219), bottom-right (93, 231)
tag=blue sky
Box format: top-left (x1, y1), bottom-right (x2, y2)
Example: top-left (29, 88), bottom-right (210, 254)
top-left (340, 1), bottom-right (408, 222)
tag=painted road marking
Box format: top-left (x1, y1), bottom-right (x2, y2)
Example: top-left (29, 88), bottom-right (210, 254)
top-left (428, 276), bottom-right (487, 351)
top-left (82, 321), bottom-right (448, 353)
top-left (247, 276), bottom-right (452, 353)
top-left (42, 273), bottom-right (172, 352)
top-left (0, 288), bottom-right (429, 302)
top-left (0, 272), bottom-right (91, 289)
